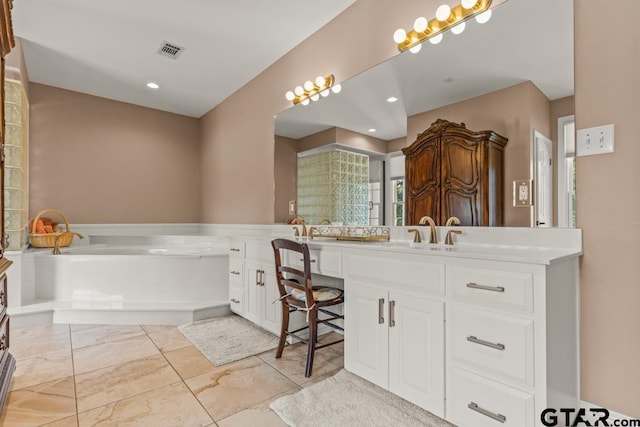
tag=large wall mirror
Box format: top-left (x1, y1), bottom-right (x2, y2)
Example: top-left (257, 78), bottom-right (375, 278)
top-left (274, 0), bottom-right (574, 227)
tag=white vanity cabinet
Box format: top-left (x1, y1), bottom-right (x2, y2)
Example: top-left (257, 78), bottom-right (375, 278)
top-left (445, 259), bottom-right (579, 427)
top-left (344, 251), bottom-right (446, 418)
top-left (243, 239), bottom-right (282, 335)
top-left (227, 239), bottom-right (245, 315)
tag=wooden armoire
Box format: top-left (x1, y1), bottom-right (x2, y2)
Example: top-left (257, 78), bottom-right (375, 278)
top-left (0, 0), bottom-right (16, 415)
top-left (402, 119), bottom-right (508, 226)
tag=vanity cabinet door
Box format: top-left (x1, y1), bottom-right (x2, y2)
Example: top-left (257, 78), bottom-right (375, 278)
top-left (388, 292), bottom-right (444, 418)
top-left (244, 262), bottom-right (281, 336)
top-left (345, 281), bottom-right (389, 388)
top-left (260, 268), bottom-right (281, 335)
top-left (244, 262), bottom-right (262, 326)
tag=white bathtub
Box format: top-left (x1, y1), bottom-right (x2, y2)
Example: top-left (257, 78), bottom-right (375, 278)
top-left (22, 235), bottom-right (231, 325)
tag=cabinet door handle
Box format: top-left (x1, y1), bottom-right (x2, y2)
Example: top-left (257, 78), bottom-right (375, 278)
top-left (299, 258), bottom-right (316, 263)
top-left (389, 300), bottom-right (396, 327)
top-left (230, 248), bottom-right (240, 252)
top-left (466, 282), bottom-right (505, 293)
top-left (230, 270), bottom-right (240, 275)
top-left (230, 298), bottom-right (240, 304)
top-left (378, 298), bottom-right (385, 324)
top-left (255, 270), bottom-right (260, 286)
top-left (259, 270), bottom-right (265, 286)
top-left (467, 335), bottom-right (505, 351)
top-left (468, 402), bottom-right (506, 423)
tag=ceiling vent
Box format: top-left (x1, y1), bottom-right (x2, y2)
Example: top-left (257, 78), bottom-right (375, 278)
top-left (157, 41), bottom-right (185, 60)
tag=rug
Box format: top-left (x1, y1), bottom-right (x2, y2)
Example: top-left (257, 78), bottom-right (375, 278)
top-left (270, 369), bottom-right (454, 427)
top-left (179, 315), bottom-right (279, 366)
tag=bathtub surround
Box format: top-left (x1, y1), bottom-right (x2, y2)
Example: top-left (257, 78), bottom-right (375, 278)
top-left (178, 315), bottom-right (279, 366)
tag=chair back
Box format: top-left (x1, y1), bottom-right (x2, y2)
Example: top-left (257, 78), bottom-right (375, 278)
top-left (271, 238), bottom-right (314, 303)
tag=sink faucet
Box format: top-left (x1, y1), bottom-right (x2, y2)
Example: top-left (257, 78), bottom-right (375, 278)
top-left (288, 216), bottom-right (307, 237)
top-left (407, 228), bottom-right (422, 243)
top-left (418, 216), bottom-right (438, 244)
top-left (445, 229), bottom-right (462, 245)
top-left (445, 216), bottom-right (460, 226)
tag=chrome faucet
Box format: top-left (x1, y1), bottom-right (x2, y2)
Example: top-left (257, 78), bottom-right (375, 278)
top-left (418, 216), bottom-right (438, 244)
top-left (288, 216), bottom-right (307, 237)
top-left (445, 216), bottom-right (460, 226)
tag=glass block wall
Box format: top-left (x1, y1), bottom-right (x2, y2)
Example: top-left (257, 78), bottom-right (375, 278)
top-left (297, 150), bottom-right (369, 225)
top-left (4, 79), bottom-right (29, 251)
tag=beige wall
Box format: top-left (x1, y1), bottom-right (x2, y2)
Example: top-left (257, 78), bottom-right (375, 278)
top-left (5, 38), bottom-right (30, 99)
top-left (29, 83), bottom-right (200, 223)
top-left (406, 81), bottom-right (550, 227)
top-left (575, 0), bottom-right (640, 417)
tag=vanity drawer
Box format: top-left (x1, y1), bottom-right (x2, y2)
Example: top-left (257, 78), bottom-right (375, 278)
top-left (285, 247), bottom-right (342, 278)
top-left (229, 286), bottom-right (244, 315)
top-left (447, 367), bottom-right (535, 427)
top-left (449, 305), bottom-right (534, 387)
top-left (228, 240), bottom-right (245, 258)
top-left (229, 260), bottom-right (244, 284)
top-left (447, 266), bottom-right (534, 312)
top-left (246, 240), bottom-right (273, 264)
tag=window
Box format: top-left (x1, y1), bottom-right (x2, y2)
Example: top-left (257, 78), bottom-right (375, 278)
top-left (557, 115), bottom-right (576, 228)
top-left (392, 178), bottom-right (405, 226)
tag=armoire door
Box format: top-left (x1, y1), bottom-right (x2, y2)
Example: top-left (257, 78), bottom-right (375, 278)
top-left (405, 137), bottom-right (440, 225)
top-left (441, 134), bottom-right (483, 226)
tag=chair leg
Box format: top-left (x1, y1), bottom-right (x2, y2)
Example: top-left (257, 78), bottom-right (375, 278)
top-left (276, 303), bottom-right (289, 359)
top-left (305, 308), bottom-right (318, 378)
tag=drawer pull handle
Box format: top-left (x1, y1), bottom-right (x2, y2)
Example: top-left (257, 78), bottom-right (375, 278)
top-left (230, 271), bottom-right (241, 275)
top-left (230, 298), bottom-right (240, 304)
top-left (299, 258), bottom-right (316, 263)
top-left (378, 298), bottom-right (385, 324)
top-left (466, 282), bottom-right (505, 293)
top-left (230, 248), bottom-right (241, 252)
top-left (467, 335), bottom-right (505, 351)
top-left (468, 402), bottom-right (506, 423)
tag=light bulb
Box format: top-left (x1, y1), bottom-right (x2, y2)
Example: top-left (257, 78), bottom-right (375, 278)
top-left (461, 0), bottom-right (478, 9)
top-left (315, 76), bottom-right (326, 87)
top-left (331, 83), bottom-right (342, 94)
top-left (368, 128), bottom-right (376, 133)
top-left (303, 80), bottom-right (314, 91)
top-left (409, 43), bottom-right (422, 54)
top-left (146, 82), bottom-right (159, 89)
top-left (451, 21), bottom-right (465, 35)
top-left (320, 88), bottom-right (330, 97)
top-left (311, 93), bottom-right (320, 102)
top-left (294, 86), bottom-right (304, 96)
top-left (393, 28), bottom-right (407, 44)
top-left (285, 91), bottom-right (295, 101)
top-left (475, 9), bottom-right (492, 24)
top-left (301, 98), bottom-right (310, 106)
top-left (413, 17), bottom-right (428, 33)
top-left (386, 96), bottom-right (398, 103)
top-left (435, 4), bottom-right (452, 22)
top-left (429, 33), bottom-right (443, 44)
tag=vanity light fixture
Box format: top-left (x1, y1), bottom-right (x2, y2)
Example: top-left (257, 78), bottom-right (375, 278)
top-left (285, 74), bottom-right (341, 106)
top-left (146, 82), bottom-right (160, 89)
top-left (393, 0), bottom-right (492, 53)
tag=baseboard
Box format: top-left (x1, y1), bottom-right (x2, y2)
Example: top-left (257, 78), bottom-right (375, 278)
top-left (582, 400), bottom-right (637, 423)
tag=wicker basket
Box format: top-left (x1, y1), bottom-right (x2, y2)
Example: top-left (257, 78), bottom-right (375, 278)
top-left (29, 209), bottom-right (82, 249)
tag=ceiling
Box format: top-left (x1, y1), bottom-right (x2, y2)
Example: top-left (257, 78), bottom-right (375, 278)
top-left (275, 0), bottom-right (574, 141)
top-left (12, 0), bottom-right (356, 118)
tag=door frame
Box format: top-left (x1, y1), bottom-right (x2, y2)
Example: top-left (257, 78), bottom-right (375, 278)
top-left (533, 130), bottom-right (553, 228)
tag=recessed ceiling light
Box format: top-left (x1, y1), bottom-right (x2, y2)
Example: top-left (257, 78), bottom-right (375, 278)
top-left (368, 128), bottom-right (376, 133)
top-left (386, 96), bottom-right (398, 103)
top-left (146, 82), bottom-right (160, 89)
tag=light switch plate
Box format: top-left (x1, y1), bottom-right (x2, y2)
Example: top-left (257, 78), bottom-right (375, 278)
top-left (576, 124), bottom-right (614, 156)
top-left (288, 200), bottom-right (296, 215)
top-left (513, 179), bottom-right (533, 207)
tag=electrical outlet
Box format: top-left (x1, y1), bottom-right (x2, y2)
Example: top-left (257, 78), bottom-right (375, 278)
top-left (288, 200), bottom-right (296, 215)
top-left (576, 124), bottom-right (614, 156)
top-left (513, 179), bottom-right (533, 207)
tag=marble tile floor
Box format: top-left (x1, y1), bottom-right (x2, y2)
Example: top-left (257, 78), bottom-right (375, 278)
top-left (0, 323), bottom-right (345, 426)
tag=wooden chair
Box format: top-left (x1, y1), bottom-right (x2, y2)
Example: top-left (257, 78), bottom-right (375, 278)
top-left (271, 238), bottom-right (344, 377)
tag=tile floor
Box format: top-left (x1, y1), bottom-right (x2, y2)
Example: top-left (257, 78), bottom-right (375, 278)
top-left (0, 323), bottom-right (345, 426)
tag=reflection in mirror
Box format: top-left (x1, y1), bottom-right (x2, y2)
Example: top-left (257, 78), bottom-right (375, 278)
top-left (274, 0), bottom-right (573, 227)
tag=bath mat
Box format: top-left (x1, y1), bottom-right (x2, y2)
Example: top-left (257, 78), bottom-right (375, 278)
top-left (179, 315), bottom-right (279, 366)
top-left (270, 369), bottom-right (454, 427)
